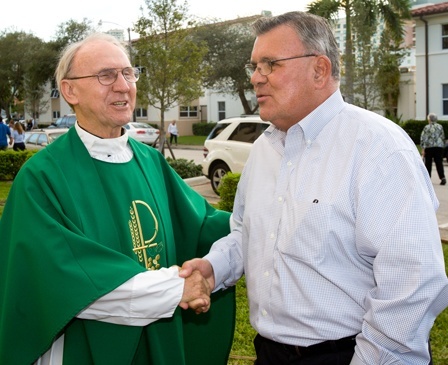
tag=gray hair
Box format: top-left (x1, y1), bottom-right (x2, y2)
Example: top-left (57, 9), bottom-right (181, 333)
top-left (54, 32), bottom-right (129, 90)
top-left (252, 11), bottom-right (340, 80)
top-left (428, 112), bottom-right (438, 123)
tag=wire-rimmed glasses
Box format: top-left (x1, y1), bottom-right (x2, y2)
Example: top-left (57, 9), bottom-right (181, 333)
top-left (244, 54), bottom-right (317, 78)
top-left (65, 67), bottom-right (140, 86)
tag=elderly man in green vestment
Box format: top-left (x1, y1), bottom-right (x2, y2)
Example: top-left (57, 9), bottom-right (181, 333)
top-left (0, 33), bottom-right (235, 365)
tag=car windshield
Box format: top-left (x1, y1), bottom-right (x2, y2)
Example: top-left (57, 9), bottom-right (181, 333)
top-left (48, 132), bottom-right (65, 143)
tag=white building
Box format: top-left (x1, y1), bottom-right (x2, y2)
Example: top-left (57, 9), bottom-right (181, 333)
top-left (412, 1), bottom-right (448, 120)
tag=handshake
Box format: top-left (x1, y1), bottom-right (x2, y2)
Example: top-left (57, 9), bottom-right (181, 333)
top-left (177, 258), bottom-right (214, 314)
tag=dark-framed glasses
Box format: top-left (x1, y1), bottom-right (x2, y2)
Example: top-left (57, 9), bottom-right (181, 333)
top-left (244, 54), bottom-right (318, 78)
top-left (65, 67), bottom-right (140, 86)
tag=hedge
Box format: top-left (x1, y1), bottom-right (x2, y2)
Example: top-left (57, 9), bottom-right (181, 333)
top-left (400, 120), bottom-right (448, 145)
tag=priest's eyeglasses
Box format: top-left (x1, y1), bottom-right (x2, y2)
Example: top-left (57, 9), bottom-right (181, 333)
top-left (244, 54), bottom-right (317, 78)
top-left (65, 67), bottom-right (140, 86)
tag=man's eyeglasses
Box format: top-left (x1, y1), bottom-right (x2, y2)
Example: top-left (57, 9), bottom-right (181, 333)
top-left (244, 54), bottom-right (318, 78)
top-left (65, 67), bottom-right (140, 86)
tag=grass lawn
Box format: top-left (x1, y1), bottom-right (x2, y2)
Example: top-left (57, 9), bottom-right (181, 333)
top-left (0, 180), bottom-right (447, 363)
top-left (177, 135), bottom-right (207, 146)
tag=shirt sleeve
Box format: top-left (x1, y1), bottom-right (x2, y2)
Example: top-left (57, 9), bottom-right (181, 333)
top-left (76, 266), bottom-right (184, 326)
top-left (354, 149), bottom-right (448, 364)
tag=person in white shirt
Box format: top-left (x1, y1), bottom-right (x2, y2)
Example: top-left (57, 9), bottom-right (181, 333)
top-left (168, 120), bottom-right (179, 146)
top-left (181, 11), bottom-right (448, 365)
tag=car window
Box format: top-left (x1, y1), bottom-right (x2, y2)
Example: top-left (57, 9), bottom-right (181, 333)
top-left (132, 123), bottom-right (152, 129)
top-left (37, 134), bottom-right (48, 145)
top-left (27, 133), bottom-right (39, 144)
top-left (207, 123), bottom-right (231, 140)
top-left (228, 122), bottom-right (262, 143)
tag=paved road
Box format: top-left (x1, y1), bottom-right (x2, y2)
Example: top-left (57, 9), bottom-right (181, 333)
top-left (173, 147), bottom-right (448, 243)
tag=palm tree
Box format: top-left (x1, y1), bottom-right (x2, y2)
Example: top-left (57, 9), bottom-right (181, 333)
top-left (307, 0), bottom-right (411, 104)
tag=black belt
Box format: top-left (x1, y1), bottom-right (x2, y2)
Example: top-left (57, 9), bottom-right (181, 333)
top-left (261, 334), bottom-right (357, 358)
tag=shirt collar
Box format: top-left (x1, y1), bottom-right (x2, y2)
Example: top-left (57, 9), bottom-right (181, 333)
top-left (75, 122), bottom-right (133, 163)
top-left (264, 89), bottom-right (345, 145)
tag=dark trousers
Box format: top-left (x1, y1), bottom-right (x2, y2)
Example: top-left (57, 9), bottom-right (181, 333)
top-left (253, 334), bottom-right (356, 365)
top-left (13, 142), bottom-right (26, 151)
top-left (169, 134), bottom-right (178, 145)
top-left (424, 147), bottom-right (445, 179)
top-left (254, 334), bottom-right (434, 365)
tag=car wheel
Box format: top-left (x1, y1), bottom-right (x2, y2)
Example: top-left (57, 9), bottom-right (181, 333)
top-left (210, 162), bottom-right (230, 195)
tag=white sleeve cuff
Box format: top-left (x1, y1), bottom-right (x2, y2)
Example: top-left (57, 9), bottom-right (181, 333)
top-left (77, 266), bottom-right (184, 326)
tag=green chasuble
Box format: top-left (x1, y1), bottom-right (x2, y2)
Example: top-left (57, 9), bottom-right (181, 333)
top-left (0, 127), bottom-right (235, 365)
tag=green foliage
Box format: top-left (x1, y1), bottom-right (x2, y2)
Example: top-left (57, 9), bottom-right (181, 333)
top-left (217, 172), bottom-right (241, 213)
top-left (166, 157), bottom-right (202, 179)
top-left (0, 150), bottom-right (35, 180)
top-left (192, 122), bottom-right (216, 136)
top-left (134, 0), bottom-right (208, 134)
top-left (192, 20), bottom-right (258, 115)
top-left (400, 119), bottom-right (448, 145)
top-left (307, 0), bottom-right (411, 105)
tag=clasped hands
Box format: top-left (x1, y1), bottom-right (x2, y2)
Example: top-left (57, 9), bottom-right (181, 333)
top-left (177, 259), bottom-right (214, 314)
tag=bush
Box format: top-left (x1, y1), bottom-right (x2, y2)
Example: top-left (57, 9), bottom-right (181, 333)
top-left (192, 122), bottom-right (217, 136)
top-left (217, 172), bottom-right (241, 213)
top-left (401, 120), bottom-right (448, 144)
top-left (166, 157), bottom-right (203, 179)
top-left (0, 150), bottom-right (36, 180)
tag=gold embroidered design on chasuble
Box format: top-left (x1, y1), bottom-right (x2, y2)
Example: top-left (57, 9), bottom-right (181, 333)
top-left (129, 200), bottom-right (164, 270)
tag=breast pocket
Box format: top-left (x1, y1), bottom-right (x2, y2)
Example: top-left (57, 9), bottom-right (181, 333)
top-left (277, 200), bottom-right (332, 264)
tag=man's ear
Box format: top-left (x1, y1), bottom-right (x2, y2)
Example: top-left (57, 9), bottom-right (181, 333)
top-left (60, 80), bottom-right (79, 106)
top-left (313, 55), bottom-right (332, 88)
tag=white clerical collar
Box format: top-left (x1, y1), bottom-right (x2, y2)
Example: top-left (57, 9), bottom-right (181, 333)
top-left (75, 122), bottom-right (133, 163)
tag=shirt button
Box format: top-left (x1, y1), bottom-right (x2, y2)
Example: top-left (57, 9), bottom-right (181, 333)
top-left (278, 196), bottom-right (283, 202)
top-left (287, 161), bottom-right (292, 166)
top-left (262, 310), bottom-right (268, 316)
top-left (264, 271), bottom-right (269, 277)
top-left (270, 233), bottom-right (275, 239)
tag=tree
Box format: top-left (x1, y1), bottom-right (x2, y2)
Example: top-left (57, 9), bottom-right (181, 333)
top-left (375, 28), bottom-right (407, 118)
top-left (0, 32), bottom-right (45, 120)
top-left (192, 18), bottom-right (259, 115)
top-left (307, 0), bottom-right (411, 105)
top-left (134, 0), bottom-right (208, 153)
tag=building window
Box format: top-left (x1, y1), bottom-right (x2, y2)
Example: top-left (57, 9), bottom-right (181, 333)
top-left (52, 111), bottom-right (60, 118)
top-left (135, 108), bottom-right (147, 117)
top-left (443, 84), bottom-right (448, 115)
top-left (179, 106), bottom-right (198, 118)
top-left (218, 101), bottom-right (226, 121)
top-left (443, 24), bottom-right (448, 49)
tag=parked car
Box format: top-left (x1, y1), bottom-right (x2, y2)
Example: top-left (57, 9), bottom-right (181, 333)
top-left (124, 122), bottom-right (160, 145)
top-left (25, 129), bottom-right (69, 150)
top-left (202, 115), bottom-right (271, 194)
top-left (48, 114), bottom-right (76, 129)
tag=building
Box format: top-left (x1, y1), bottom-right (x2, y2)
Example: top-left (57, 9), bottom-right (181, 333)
top-left (412, 1), bottom-right (448, 120)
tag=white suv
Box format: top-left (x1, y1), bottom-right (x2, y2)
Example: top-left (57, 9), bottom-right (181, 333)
top-left (202, 116), bottom-right (270, 194)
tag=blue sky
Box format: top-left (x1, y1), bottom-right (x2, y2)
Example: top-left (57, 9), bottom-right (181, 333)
top-left (2, 0), bottom-right (312, 41)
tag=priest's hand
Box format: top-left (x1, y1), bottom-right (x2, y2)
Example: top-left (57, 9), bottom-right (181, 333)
top-left (179, 258), bottom-right (215, 290)
top-left (178, 269), bottom-right (211, 314)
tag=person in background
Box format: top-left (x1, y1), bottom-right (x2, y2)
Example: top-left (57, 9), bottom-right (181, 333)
top-left (11, 121), bottom-right (26, 151)
top-left (181, 11), bottom-right (448, 365)
top-left (168, 120), bottom-right (179, 146)
top-left (0, 32), bottom-right (234, 365)
top-left (421, 112), bottom-right (446, 185)
top-left (0, 116), bottom-right (12, 150)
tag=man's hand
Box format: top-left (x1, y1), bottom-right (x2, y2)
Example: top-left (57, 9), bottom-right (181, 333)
top-left (179, 269), bottom-right (211, 314)
top-left (180, 258), bottom-right (215, 290)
